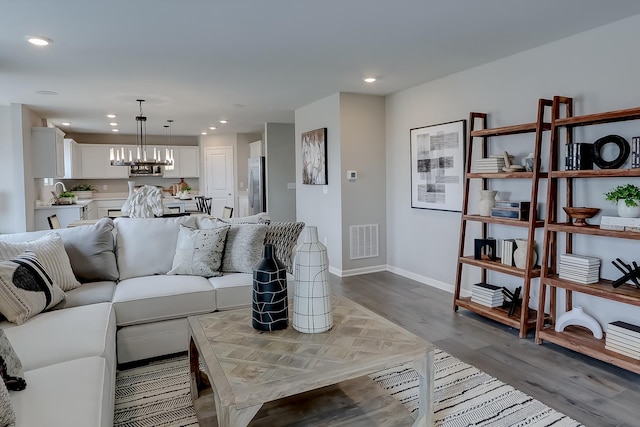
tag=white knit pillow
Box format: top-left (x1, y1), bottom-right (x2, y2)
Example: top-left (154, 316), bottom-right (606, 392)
top-left (0, 233), bottom-right (80, 291)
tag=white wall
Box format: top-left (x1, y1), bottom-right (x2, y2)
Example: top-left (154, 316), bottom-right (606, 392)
top-left (386, 15), bottom-right (640, 324)
top-left (264, 123), bottom-right (296, 222)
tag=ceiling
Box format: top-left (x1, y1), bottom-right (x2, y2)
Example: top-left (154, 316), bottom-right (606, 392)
top-left (3, 1), bottom-right (640, 137)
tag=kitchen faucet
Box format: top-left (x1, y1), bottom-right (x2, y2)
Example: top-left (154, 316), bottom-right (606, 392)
top-left (53, 182), bottom-right (67, 195)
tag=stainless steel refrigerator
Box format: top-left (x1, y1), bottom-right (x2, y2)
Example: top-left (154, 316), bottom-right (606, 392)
top-left (248, 156), bottom-right (266, 214)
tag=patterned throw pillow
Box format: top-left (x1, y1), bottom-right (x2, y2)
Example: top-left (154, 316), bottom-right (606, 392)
top-left (0, 233), bottom-right (81, 291)
top-left (0, 380), bottom-right (15, 427)
top-left (264, 222), bottom-right (305, 273)
top-left (222, 224), bottom-right (268, 273)
top-left (0, 251), bottom-right (66, 324)
top-left (0, 330), bottom-right (25, 392)
top-left (168, 225), bottom-right (230, 277)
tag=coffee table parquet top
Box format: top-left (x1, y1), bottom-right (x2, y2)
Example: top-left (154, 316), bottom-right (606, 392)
top-left (188, 296), bottom-right (433, 410)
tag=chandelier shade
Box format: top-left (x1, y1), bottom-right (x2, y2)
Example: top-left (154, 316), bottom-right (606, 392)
top-left (110, 99), bottom-right (174, 166)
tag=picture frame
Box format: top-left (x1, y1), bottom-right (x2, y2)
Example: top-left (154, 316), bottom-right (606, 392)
top-left (301, 128), bottom-right (328, 185)
top-left (410, 119), bottom-right (466, 212)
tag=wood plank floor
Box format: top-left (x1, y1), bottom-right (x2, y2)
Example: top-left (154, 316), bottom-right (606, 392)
top-left (331, 271), bottom-right (640, 427)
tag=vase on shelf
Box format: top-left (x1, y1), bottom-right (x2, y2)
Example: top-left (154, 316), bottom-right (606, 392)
top-left (617, 199), bottom-right (640, 218)
top-left (554, 306), bottom-right (603, 339)
top-left (513, 239), bottom-right (537, 269)
top-left (252, 244), bottom-right (288, 331)
top-left (293, 226), bottom-right (333, 334)
top-left (478, 190), bottom-right (497, 217)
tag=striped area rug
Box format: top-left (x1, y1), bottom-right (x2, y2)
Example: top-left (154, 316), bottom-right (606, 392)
top-left (114, 349), bottom-right (583, 427)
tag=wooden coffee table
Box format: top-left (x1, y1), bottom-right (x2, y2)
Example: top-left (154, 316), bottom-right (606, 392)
top-left (188, 295), bottom-right (434, 426)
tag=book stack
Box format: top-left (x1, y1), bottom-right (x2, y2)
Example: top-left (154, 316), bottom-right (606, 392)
top-left (565, 142), bottom-right (594, 170)
top-left (600, 216), bottom-right (640, 232)
top-left (473, 157), bottom-right (506, 173)
top-left (632, 137), bottom-right (640, 169)
top-left (605, 321), bottom-right (640, 360)
top-left (501, 239), bottom-right (516, 266)
top-left (471, 283), bottom-right (504, 308)
top-left (558, 254), bottom-right (601, 284)
top-left (491, 201), bottom-right (530, 221)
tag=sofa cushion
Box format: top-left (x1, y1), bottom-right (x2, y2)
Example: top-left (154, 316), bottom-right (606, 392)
top-left (221, 224), bottom-right (268, 273)
top-left (52, 218), bottom-right (118, 282)
top-left (168, 224), bottom-right (229, 277)
top-left (50, 281), bottom-right (116, 311)
top-left (1, 302), bottom-right (116, 372)
top-left (112, 275), bottom-right (216, 327)
top-left (0, 251), bottom-right (66, 324)
top-left (0, 233), bottom-right (80, 291)
top-left (0, 381), bottom-right (14, 427)
top-left (9, 357), bottom-right (112, 427)
top-left (114, 217), bottom-right (196, 280)
top-left (0, 330), bottom-right (25, 392)
top-left (265, 222), bottom-right (305, 273)
top-left (117, 318), bottom-right (188, 365)
top-left (210, 272), bottom-right (295, 310)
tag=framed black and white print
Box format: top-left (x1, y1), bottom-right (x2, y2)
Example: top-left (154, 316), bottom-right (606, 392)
top-left (301, 128), bottom-right (328, 185)
top-left (410, 119), bottom-right (466, 212)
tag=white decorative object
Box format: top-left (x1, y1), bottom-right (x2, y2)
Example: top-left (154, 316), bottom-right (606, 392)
top-left (555, 306), bottom-right (603, 339)
top-left (127, 181), bottom-right (136, 197)
top-left (293, 226), bottom-right (333, 333)
top-left (513, 239), bottom-right (537, 269)
top-left (478, 190), bottom-right (497, 217)
top-left (617, 199), bottom-right (640, 218)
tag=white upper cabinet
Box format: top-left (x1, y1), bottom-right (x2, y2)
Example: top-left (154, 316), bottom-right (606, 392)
top-left (163, 146), bottom-right (200, 178)
top-left (63, 138), bottom-right (83, 179)
top-left (32, 127), bottom-right (65, 178)
top-left (80, 144), bottom-right (129, 179)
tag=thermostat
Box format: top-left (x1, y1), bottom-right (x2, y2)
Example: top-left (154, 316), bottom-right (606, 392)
top-left (347, 170), bottom-right (357, 181)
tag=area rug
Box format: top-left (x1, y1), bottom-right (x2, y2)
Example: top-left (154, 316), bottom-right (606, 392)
top-left (114, 349), bottom-right (583, 427)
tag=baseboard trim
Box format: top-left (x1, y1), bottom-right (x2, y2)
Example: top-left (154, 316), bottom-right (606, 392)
top-left (329, 264), bottom-right (387, 277)
top-left (386, 265), bottom-right (471, 298)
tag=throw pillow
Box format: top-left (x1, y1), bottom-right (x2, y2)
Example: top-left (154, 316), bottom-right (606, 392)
top-left (222, 224), bottom-right (268, 273)
top-left (0, 330), bottom-right (25, 392)
top-left (0, 233), bottom-right (81, 291)
top-left (264, 222), bottom-right (305, 273)
top-left (0, 251), bottom-right (66, 324)
top-left (0, 380), bottom-right (15, 427)
top-left (168, 225), bottom-right (230, 277)
top-left (53, 218), bottom-right (118, 282)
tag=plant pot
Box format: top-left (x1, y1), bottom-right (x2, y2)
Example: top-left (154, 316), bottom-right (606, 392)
top-left (617, 199), bottom-right (640, 218)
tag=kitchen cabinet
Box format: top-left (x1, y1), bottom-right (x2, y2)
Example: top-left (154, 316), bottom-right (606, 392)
top-left (96, 199), bottom-right (126, 218)
top-left (163, 147), bottom-right (200, 178)
top-left (34, 201), bottom-right (96, 230)
top-left (238, 195), bottom-right (249, 217)
top-left (80, 145), bottom-right (130, 179)
top-left (32, 127), bottom-right (65, 178)
top-left (63, 139), bottom-right (83, 179)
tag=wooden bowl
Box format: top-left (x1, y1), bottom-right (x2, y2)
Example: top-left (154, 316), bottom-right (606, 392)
top-left (563, 207), bottom-right (600, 226)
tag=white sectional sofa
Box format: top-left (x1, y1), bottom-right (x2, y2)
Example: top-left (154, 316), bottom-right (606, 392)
top-left (0, 214), bottom-right (304, 426)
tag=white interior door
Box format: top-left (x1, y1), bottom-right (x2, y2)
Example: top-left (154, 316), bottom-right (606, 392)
top-left (204, 146), bottom-right (234, 217)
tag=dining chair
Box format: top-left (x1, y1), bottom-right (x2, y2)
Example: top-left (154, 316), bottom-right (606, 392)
top-left (222, 206), bottom-right (233, 219)
top-left (47, 214), bottom-right (61, 229)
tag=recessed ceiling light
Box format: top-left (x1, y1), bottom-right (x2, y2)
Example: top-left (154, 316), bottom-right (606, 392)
top-left (111, 129), bottom-right (119, 132)
top-left (26, 35), bottom-right (53, 46)
top-left (35, 90), bottom-right (58, 95)
top-left (209, 126), bottom-right (217, 130)
top-left (106, 114), bottom-right (116, 119)
top-left (363, 77), bottom-right (377, 83)
top-left (109, 122), bottom-right (118, 126)
top-left (219, 120), bottom-right (228, 124)
top-left (61, 122), bottom-right (71, 126)
top-left (201, 132), bottom-right (208, 135)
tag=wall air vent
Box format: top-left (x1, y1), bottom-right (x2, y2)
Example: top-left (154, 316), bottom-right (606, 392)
top-left (349, 224), bottom-right (379, 260)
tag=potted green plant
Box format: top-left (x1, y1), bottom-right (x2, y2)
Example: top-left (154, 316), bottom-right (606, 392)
top-left (69, 184), bottom-right (97, 199)
top-left (56, 191), bottom-right (77, 205)
top-left (180, 186), bottom-right (192, 199)
top-left (604, 184), bottom-right (640, 218)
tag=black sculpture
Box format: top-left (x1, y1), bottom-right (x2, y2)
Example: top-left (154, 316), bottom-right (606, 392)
top-left (502, 286), bottom-right (522, 317)
top-left (474, 238), bottom-right (497, 261)
top-left (611, 258), bottom-right (640, 288)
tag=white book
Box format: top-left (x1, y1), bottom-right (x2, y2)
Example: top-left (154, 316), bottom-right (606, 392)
top-left (558, 275), bottom-right (599, 284)
top-left (607, 321), bottom-right (640, 338)
top-left (605, 343), bottom-right (640, 360)
top-left (559, 254), bottom-right (601, 265)
top-left (605, 336), bottom-right (640, 352)
top-left (607, 330), bottom-right (640, 345)
top-left (600, 216), bottom-right (640, 227)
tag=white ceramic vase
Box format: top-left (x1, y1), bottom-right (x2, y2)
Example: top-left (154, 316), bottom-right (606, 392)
top-left (293, 226), bottom-right (333, 333)
top-left (555, 306), bottom-right (603, 339)
top-left (617, 199), bottom-right (640, 218)
top-left (513, 239), bottom-right (537, 269)
top-left (478, 190), bottom-right (497, 217)
top-left (127, 181), bottom-right (136, 197)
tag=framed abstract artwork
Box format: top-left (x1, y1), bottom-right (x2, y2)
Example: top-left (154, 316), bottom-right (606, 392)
top-left (410, 119), bottom-right (466, 212)
top-left (301, 128), bottom-right (328, 185)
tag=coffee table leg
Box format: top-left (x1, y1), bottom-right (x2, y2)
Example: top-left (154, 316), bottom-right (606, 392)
top-left (412, 349), bottom-right (434, 427)
top-left (189, 337), bottom-right (205, 399)
top-left (214, 389), bottom-right (262, 427)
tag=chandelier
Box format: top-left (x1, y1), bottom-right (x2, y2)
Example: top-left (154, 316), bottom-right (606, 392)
top-left (163, 120), bottom-right (175, 171)
top-left (110, 99), bottom-right (174, 166)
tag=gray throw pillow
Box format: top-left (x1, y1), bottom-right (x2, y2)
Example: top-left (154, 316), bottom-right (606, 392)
top-left (53, 217), bottom-right (118, 282)
top-left (0, 380), bottom-right (15, 427)
top-left (0, 251), bottom-right (66, 324)
top-left (222, 224), bottom-right (268, 273)
top-left (0, 330), bottom-right (25, 392)
top-left (168, 225), bottom-right (230, 277)
top-left (264, 222), bottom-right (305, 273)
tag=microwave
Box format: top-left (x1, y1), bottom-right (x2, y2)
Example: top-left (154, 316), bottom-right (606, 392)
top-left (129, 165), bottom-right (163, 177)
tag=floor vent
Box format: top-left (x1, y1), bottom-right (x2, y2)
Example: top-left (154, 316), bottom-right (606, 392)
top-left (350, 224), bottom-right (379, 260)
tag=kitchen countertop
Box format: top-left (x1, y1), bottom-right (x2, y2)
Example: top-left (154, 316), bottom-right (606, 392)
top-left (35, 195), bottom-right (200, 209)
top-left (34, 199), bottom-right (94, 210)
